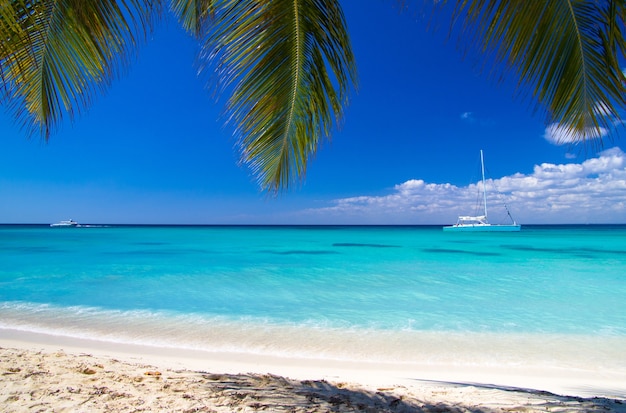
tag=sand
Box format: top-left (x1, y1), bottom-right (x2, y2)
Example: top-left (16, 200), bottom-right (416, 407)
top-left (2, 331), bottom-right (626, 413)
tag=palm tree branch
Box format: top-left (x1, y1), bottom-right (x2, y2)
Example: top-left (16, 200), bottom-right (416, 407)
top-left (446, 0), bottom-right (626, 142)
top-left (169, 0), bottom-right (214, 36)
top-left (202, 0), bottom-right (356, 192)
top-left (0, 0), bottom-right (159, 138)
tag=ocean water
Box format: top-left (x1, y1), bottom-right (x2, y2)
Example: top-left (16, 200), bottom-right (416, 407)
top-left (1, 224), bottom-right (625, 371)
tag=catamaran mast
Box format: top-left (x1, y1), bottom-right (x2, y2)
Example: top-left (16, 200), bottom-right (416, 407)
top-left (480, 150), bottom-right (488, 220)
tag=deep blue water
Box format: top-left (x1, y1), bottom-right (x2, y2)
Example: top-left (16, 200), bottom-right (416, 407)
top-left (1, 224), bottom-right (625, 367)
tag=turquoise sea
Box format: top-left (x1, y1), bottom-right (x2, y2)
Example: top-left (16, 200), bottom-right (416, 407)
top-left (1, 225), bottom-right (625, 374)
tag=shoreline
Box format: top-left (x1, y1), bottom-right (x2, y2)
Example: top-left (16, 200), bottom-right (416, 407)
top-left (2, 328), bottom-right (626, 412)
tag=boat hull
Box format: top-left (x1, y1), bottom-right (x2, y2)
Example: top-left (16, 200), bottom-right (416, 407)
top-left (443, 224), bottom-right (521, 232)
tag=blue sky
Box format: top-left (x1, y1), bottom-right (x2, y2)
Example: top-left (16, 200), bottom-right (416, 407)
top-left (1, 2), bottom-right (625, 225)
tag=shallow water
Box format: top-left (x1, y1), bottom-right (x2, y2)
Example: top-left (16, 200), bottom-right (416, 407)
top-left (1, 225), bottom-right (625, 370)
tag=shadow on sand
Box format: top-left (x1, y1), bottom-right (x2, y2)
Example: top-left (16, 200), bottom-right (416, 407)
top-left (199, 373), bottom-right (626, 413)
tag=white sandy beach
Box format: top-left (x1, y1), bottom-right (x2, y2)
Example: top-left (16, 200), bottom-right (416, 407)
top-left (2, 329), bottom-right (626, 412)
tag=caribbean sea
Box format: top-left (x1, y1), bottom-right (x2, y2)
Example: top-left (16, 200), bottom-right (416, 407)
top-left (1, 224), bottom-right (625, 373)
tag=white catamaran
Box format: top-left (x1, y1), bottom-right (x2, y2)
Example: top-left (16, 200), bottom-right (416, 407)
top-left (443, 150), bottom-right (520, 232)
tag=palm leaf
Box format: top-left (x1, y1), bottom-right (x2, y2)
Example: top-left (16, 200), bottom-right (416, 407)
top-left (444, 0), bottom-right (626, 143)
top-left (198, 0), bottom-right (357, 192)
top-left (0, 0), bottom-right (158, 138)
top-left (169, 0), bottom-right (214, 36)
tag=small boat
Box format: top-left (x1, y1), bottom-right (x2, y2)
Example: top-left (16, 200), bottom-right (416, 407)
top-left (50, 219), bottom-right (80, 228)
top-left (443, 151), bottom-right (520, 232)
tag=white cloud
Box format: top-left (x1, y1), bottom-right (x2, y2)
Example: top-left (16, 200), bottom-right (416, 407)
top-left (544, 101), bottom-right (624, 145)
top-left (303, 147), bottom-right (626, 224)
top-left (544, 123), bottom-right (608, 145)
top-left (460, 112), bottom-right (474, 121)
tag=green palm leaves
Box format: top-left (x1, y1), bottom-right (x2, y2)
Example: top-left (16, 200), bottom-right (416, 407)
top-left (1, 0), bottom-right (356, 192)
top-left (0, 0), bottom-right (157, 138)
top-left (448, 0), bottom-right (626, 142)
top-left (1, 0), bottom-right (626, 191)
top-left (197, 0), bottom-right (357, 191)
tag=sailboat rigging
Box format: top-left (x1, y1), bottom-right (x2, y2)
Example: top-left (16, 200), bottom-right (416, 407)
top-left (443, 150), bottom-right (520, 232)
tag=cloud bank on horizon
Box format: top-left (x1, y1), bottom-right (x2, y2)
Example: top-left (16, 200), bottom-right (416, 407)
top-left (304, 147), bottom-right (626, 224)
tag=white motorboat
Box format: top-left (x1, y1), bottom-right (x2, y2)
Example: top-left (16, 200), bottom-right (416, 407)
top-left (50, 219), bottom-right (80, 227)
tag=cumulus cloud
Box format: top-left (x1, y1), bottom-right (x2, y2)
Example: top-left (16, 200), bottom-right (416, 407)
top-left (544, 102), bottom-right (623, 145)
top-left (304, 147), bottom-right (626, 224)
top-left (544, 123), bottom-right (609, 145)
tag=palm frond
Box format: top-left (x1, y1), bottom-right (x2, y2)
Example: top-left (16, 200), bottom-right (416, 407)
top-left (169, 0), bottom-right (214, 36)
top-left (445, 0), bottom-right (626, 143)
top-left (0, 0), bottom-right (159, 138)
top-left (201, 0), bottom-right (357, 192)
